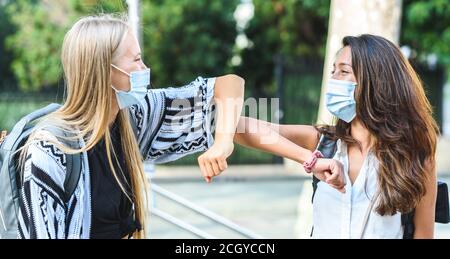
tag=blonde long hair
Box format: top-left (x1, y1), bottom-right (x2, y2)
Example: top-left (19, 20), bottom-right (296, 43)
top-left (19, 14), bottom-right (149, 238)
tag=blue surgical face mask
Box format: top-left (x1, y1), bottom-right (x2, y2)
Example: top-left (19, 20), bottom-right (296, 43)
top-left (111, 64), bottom-right (150, 109)
top-left (325, 79), bottom-right (357, 123)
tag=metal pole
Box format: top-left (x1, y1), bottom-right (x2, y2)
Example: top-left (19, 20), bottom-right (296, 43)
top-left (126, 0), bottom-right (142, 48)
top-left (151, 183), bottom-right (264, 239)
top-left (151, 208), bottom-right (217, 239)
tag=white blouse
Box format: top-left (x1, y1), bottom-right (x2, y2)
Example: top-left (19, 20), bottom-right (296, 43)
top-left (312, 139), bottom-right (403, 239)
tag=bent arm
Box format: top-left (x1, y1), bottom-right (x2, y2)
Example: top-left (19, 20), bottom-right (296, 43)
top-left (212, 75), bottom-right (245, 144)
top-left (197, 75), bottom-right (245, 182)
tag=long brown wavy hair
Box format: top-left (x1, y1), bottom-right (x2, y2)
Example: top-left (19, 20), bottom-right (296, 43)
top-left (317, 34), bottom-right (439, 216)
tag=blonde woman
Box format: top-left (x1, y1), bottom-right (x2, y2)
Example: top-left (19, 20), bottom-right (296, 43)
top-left (17, 15), bottom-right (244, 239)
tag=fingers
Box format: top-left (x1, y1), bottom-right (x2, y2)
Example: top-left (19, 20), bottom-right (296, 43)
top-left (326, 170), bottom-right (340, 183)
top-left (329, 183), bottom-right (346, 193)
top-left (326, 179), bottom-right (346, 193)
top-left (217, 158), bottom-right (228, 172)
top-left (325, 171), bottom-right (343, 187)
top-left (198, 156), bottom-right (213, 183)
top-left (324, 167), bottom-right (346, 194)
top-left (198, 155), bottom-right (229, 183)
top-left (326, 160), bottom-right (346, 191)
top-left (204, 160), bottom-right (216, 178)
top-left (210, 160), bottom-right (221, 176)
top-left (198, 158), bottom-right (208, 180)
top-left (326, 179), bottom-right (346, 192)
top-left (312, 159), bottom-right (346, 194)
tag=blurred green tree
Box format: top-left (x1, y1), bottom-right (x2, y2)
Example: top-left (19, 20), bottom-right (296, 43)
top-left (0, 0), bottom-right (16, 90)
top-left (5, 0), bottom-right (239, 92)
top-left (6, 0), bottom-right (71, 92)
top-left (401, 0), bottom-right (450, 82)
top-left (140, 0), bottom-right (239, 87)
top-left (235, 0), bottom-right (330, 97)
top-left (5, 0), bottom-right (127, 92)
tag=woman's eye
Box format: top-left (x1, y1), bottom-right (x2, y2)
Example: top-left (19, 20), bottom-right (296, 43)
top-left (331, 70), bottom-right (335, 75)
top-left (342, 71), bottom-right (349, 74)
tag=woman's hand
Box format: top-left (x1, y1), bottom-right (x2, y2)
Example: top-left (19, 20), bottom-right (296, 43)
top-left (198, 140), bottom-right (234, 183)
top-left (311, 158), bottom-right (346, 193)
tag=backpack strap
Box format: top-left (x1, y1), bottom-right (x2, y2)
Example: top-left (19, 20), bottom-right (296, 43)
top-left (311, 134), bottom-right (338, 202)
top-left (310, 134), bottom-right (337, 237)
top-left (436, 181), bottom-right (450, 224)
top-left (44, 126), bottom-right (82, 204)
top-left (63, 152), bottom-right (82, 203)
top-left (2, 103), bottom-right (61, 151)
top-left (402, 212), bottom-right (415, 239)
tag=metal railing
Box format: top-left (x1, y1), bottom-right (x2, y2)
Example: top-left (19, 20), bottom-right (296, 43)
top-left (149, 181), bottom-right (264, 239)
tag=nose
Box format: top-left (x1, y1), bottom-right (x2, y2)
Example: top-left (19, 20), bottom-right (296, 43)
top-left (140, 61), bottom-right (148, 70)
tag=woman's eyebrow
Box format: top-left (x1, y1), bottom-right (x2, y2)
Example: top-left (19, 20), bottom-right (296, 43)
top-left (338, 62), bottom-right (352, 68)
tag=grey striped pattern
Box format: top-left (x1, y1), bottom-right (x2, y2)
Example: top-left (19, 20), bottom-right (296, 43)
top-left (17, 77), bottom-right (216, 238)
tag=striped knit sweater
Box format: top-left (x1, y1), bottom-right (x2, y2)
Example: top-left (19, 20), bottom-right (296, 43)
top-left (18, 77), bottom-right (216, 239)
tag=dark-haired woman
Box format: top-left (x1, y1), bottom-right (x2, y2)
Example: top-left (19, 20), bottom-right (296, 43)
top-left (233, 34), bottom-right (438, 239)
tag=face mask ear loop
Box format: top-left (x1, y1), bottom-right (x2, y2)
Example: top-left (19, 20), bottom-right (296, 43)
top-left (111, 64), bottom-right (131, 77)
top-left (111, 85), bottom-right (120, 92)
top-left (111, 64), bottom-right (130, 92)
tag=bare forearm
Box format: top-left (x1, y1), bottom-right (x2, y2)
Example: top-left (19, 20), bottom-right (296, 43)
top-left (234, 116), bottom-right (312, 163)
top-left (413, 226), bottom-right (434, 239)
top-left (198, 75), bottom-right (244, 183)
top-left (414, 210), bottom-right (435, 239)
top-left (413, 159), bottom-right (437, 239)
top-left (214, 75), bottom-right (245, 143)
top-left (255, 120), bottom-right (319, 151)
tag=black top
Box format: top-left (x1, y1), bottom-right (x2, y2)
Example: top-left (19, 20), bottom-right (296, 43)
top-left (88, 120), bottom-right (140, 239)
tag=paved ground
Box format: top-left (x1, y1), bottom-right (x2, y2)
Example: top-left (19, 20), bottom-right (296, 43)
top-left (147, 164), bottom-right (450, 239)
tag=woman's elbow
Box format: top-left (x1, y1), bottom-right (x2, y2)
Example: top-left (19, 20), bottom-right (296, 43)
top-left (217, 74), bottom-right (245, 92)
